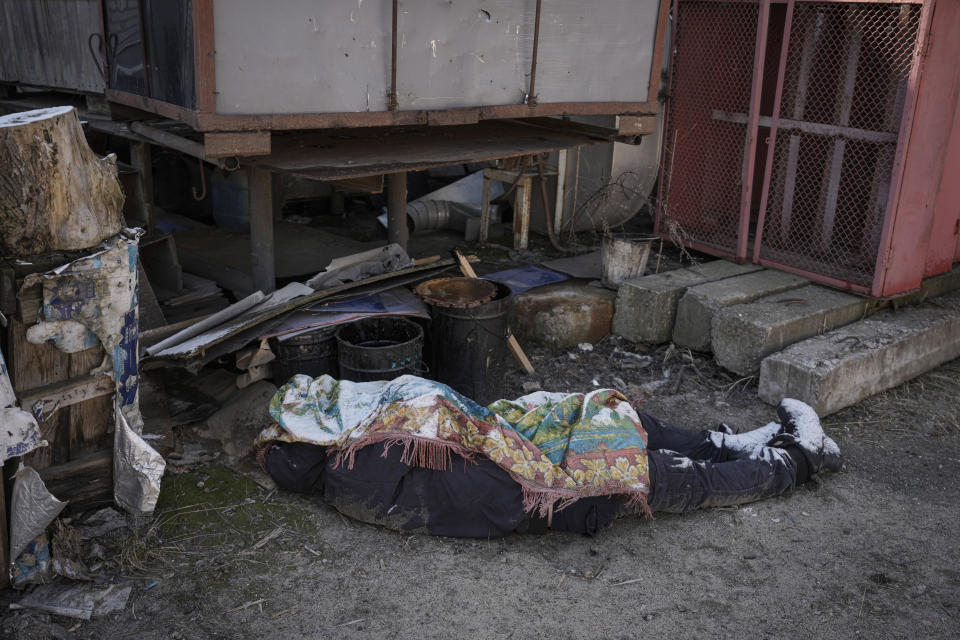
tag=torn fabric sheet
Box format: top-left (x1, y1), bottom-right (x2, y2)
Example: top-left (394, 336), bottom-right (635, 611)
top-left (1, 347), bottom-right (45, 463)
top-left (1, 407), bottom-right (44, 464)
top-left (257, 375), bottom-right (650, 515)
top-left (9, 465), bottom-right (67, 586)
top-left (20, 230), bottom-right (142, 423)
top-left (113, 406), bottom-right (165, 515)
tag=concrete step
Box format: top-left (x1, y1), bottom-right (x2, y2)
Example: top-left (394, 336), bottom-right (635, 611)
top-left (759, 289), bottom-right (960, 415)
top-left (712, 284), bottom-right (869, 376)
top-left (673, 270), bottom-right (810, 353)
top-left (613, 260), bottom-right (762, 344)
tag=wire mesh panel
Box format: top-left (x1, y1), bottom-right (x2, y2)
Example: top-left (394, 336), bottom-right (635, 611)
top-left (657, 1), bottom-right (760, 257)
top-left (757, 2), bottom-right (922, 289)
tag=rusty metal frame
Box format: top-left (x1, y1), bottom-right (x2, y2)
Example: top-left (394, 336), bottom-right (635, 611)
top-left (99, 0), bottom-right (671, 132)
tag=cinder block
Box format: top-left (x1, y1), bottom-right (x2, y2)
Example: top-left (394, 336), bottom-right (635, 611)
top-left (673, 270), bottom-right (809, 352)
top-left (759, 290), bottom-right (960, 415)
top-left (612, 260), bottom-right (762, 344)
top-left (511, 282), bottom-right (616, 349)
top-left (712, 285), bottom-right (868, 376)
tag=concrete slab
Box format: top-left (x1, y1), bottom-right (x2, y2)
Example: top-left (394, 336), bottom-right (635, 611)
top-left (510, 282), bottom-right (616, 349)
top-left (759, 290), bottom-right (960, 415)
top-left (712, 285), bottom-right (868, 376)
top-left (673, 270), bottom-right (810, 352)
top-left (612, 260), bottom-right (762, 344)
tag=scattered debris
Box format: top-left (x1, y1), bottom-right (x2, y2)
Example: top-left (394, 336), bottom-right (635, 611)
top-left (9, 582), bottom-right (132, 620)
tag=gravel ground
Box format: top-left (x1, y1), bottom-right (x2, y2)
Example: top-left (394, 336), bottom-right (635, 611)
top-left (3, 335), bottom-right (958, 640)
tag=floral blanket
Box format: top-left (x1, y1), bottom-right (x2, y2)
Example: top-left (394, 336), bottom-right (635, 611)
top-left (257, 375), bottom-right (650, 515)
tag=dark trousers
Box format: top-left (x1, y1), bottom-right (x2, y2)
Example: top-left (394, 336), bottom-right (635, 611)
top-left (640, 411), bottom-right (802, 513)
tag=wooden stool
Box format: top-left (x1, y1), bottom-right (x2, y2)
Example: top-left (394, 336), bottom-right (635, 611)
top-left (479, 166), bottom-right (558, 249)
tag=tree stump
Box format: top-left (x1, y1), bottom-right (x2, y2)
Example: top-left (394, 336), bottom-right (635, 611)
top-left (0, 106), bottom-right (124, 256)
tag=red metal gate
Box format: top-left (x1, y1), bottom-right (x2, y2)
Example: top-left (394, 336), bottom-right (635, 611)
top-left (657, 0), bottom-right (929, 295)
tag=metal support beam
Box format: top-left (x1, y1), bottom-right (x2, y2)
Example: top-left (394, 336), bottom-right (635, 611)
top-left (248, 167), bottom-right (276, 293)
top-left (387, 172), bottom-right (409, 250)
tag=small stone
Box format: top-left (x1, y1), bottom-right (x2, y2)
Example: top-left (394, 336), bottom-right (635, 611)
top-left (578, 342), bottom-right (594, 352)
top-left (522, 381), bottom-right (542, 393)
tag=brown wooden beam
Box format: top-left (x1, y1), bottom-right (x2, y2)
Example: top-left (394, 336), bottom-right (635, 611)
top-left (387, 172), bottom-right (409, 250)
top-left (248, 167), bottom-right (276, 293)
top-left (205, 131), bottom-right (271, 158)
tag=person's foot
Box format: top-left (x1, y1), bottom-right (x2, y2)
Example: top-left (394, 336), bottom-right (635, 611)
top-left (711, 421), bottom-right (782, 458)
top-left (773, 398), bottom-right (842, 474)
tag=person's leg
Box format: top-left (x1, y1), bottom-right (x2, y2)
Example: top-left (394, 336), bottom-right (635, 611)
top-left (646, 445), bottom-right (807, 513)
top-left (639, 410), bottom-right (781, 462)
top-left (645, 399), bottom-right (839, 514)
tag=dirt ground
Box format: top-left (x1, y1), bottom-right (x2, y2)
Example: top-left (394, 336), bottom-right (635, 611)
top-left (2, 331), bottom-right (958, 640)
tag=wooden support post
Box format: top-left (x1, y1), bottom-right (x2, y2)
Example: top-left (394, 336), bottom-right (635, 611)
top-left (130, 141), bottom-right (154, 234)
top-left (387, 171), bottom-right (409, 250)
top-left (514, 177), bottom-right (532, 250)
top-left (479, 171), bottom-right (493, 243)
top-left (248, 167), bottom-right (276, 293)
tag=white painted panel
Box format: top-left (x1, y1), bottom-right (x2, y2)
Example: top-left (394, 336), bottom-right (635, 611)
top-left (536, 0), bottom-right (660, 103)
top-left (215, 0), bottom-right (392, 114)
top-left (214, 0), bottom-right (661, 115)
top-left (396, 0), bottom-right (532, 109)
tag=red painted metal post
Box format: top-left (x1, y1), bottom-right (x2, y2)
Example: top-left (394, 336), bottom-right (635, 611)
top-left (737, 0), bottom-right (771, 262)
top-left (871, 0), bottom-right (935, 297)
top-left (752, 0), bottom-right (795, 263)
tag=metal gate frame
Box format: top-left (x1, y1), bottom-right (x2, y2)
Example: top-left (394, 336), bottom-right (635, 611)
top-left (657, 0), bottom-right (934, 297)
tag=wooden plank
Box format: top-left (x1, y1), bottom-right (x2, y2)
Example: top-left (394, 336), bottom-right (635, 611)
top-left (204, 131), bottom-right (271, 158)
top-left (38, 449), bottom-right (113, 513)
top-left (453, 250), bottom-right (534, 375)
top-left (67, 346), bottom-right (113, 459)
top-left (325, 175), bottom-right (385, 194)
top-left (617, 115), bottom-right (657, 137)
top-left (513, 178), bottom-right (532, 250)
top-left (17, 372), bottom-right (114, 416)
top-left (9, 318), bottom-right (70, 469)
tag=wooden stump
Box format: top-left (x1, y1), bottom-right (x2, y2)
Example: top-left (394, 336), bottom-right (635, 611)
top-left (0, 106), bottom-right (124, 256)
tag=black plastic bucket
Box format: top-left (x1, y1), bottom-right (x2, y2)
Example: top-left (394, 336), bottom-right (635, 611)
top-left (271, 326), bottom-right (338, 383)
top-left (336, 317), bottom-right (424, 382)
top-left (426, 280), bottom-right (512, 404)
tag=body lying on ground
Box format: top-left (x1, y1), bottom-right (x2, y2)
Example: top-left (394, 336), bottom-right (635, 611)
top-left (256, 375), bottom-right (841, 537)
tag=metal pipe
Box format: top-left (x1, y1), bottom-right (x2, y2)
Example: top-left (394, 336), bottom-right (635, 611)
top-left (527, 0), bottom-right (543, 106)
top-left (387, 172), bottom-right (409, 250)
top-left (389, 0), bottom-right (399, 111)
